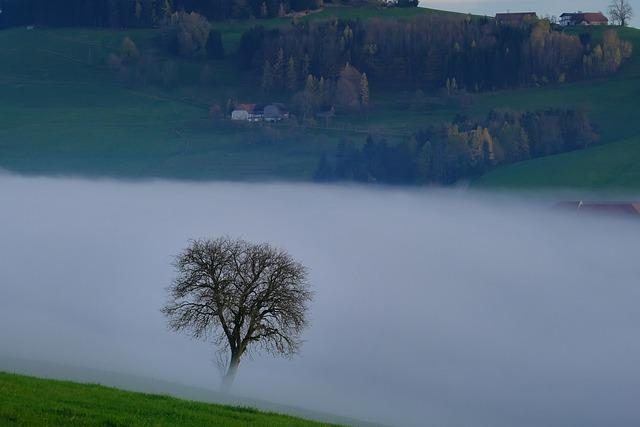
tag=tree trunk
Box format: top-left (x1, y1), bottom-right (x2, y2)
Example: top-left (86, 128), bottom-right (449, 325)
top-left (220, 353), bottom-right (241, 393)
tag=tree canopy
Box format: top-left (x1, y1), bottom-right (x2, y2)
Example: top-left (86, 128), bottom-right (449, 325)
top-left (162, 237), bottom-right (312, 390)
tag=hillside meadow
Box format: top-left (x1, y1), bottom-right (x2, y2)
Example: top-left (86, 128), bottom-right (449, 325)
top-left (0, 6), bottom-right (638, 188)
top-left (476, 26), bottom-right (640, 189)
top-left (0, 372), bottom-right (338, 427)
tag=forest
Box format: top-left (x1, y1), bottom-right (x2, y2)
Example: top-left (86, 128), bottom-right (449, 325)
top-left (101, 11), bottom-right (632, 119)
top-left (240, 16), bottom-right (633, 101)
top-left (0, 0), bottom-right (326, 27)
top-left (3, 0), bottom-right (632, 112)
top-left (314, 109), bottom-right (599, 184)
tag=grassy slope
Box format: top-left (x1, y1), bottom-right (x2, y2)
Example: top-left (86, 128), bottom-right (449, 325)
top-left (0, 29), bottom-right (342, 180)
top-left (477, 135), bottom-right (640, 190)
top-left (0, 6), bottom-right (468, 180)
top-left (0, 372), bottom-right (338, 427)
top-left (476, 26), bottom-right (640, 190)
top-left (0, 7), bottom-right (639, 187)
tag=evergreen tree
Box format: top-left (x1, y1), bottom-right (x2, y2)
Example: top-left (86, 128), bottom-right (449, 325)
top-left (301, 54), bottom-right (311, 80)
top-left (318, 77), bottom-right (326, 105)
top-left (207, 29), bottom-right (225, 59)
top-left (287, 56), bottom-right (298, 92)
top-left (313, 153), bottom-right (334, 181)
top-left (359, 72), bottom-right (370, 107)
top-left (120, 36), bottom-right (139, 63)
top-left (162, 0), bottom-right (173, 23)
top-left (273, 48), bottom-right (285, 86)
top-left (262, 60), bottom-right (274, 92)
top-left (135, 1), bottom-right (143, 21)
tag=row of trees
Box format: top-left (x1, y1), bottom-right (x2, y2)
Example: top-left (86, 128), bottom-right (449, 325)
top-left (107, 36), bottom-right (184, 87)
top-left (0, 0), bottom-right (172, 27)
top-left (160, 10), bottom-right (224, 58)
top-left (105, 11), bottom-right (226, 87)
top-left (314, 109), bottom-right (599, 185)
top-left (262, 58), bottom-right (370, 114)
top-left (0, 0), bottom-right (322, 27)
top-left (0, 0), bottom-right (631, 28)
top-left (239, 16), bottom-right (633, 95)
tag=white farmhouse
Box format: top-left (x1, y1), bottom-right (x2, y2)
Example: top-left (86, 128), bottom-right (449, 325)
top-left (231, 109), bottom-right (249, 121)
top-left (559, 12), bottom-right (608, 26)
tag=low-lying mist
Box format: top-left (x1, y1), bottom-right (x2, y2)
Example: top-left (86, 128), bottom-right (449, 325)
top-left (1, 173), bottom-right (639, 427)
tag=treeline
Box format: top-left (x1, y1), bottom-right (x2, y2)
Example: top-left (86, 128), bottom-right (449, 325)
top-left (314, 109), bottom-right (598, 185)
top-left (0, 0), bottom-right (322, 28)
top-left (0, 0), bottom-right (170, 27)
top-left (105, 11), bottom-right (226, 88)
top-left (240, 17), bottom-right (633, 96)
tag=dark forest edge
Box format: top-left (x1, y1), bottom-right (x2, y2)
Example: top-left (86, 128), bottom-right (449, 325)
top-left (314, 109), bottom-right (598, 185)
top-left (105, 12), bottom-right (633, 118)
top-left (0, 0), bottom-right (325, 27)
top-left (241, 18), bottom-right (631, 101)
top-left (104, 12), bottom-right (632, 137)
top-left (2, 1), bottom-right (632, 105)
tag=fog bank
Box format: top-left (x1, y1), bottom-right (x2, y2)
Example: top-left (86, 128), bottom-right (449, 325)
top-left (1, 174), bottom-right (639, 426)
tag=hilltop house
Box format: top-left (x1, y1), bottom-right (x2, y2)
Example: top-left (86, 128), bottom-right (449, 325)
top-left (231, 104), bottom-right (264, 122)
top-left (495, 12), bottom-right (538, 26)
top-left (559, 12), bottom-right (608, 26)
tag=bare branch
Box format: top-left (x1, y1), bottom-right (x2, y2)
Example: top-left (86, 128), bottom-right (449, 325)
top-left (162, 236), bottom-right (312, 390)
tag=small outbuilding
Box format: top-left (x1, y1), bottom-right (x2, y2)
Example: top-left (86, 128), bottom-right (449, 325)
top-left (232, 103), bottom-right (261, 121)
top-left (495, 12), bottom-right (538, 26)
top-left (231, 109), bottom-right (249, 121)
top-left (264, 104), bottom-right (288, 122)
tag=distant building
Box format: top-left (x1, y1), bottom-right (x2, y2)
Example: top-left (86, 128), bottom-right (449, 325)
top-left (495, 12), bottom-right (538, 26)
top-left (231, 103), bottom-right (288, 122)
top-left (263, 104), bottom-right (289, 122)
top-left (231, 109), bottom-right (249, 121)
top-left (249, 105), bottom-right (265, 122)
top-left (555, 201), bottom-right (640, 217)
top-left (231, 104), bottom-right (264, 122)
top-left (560, 12), bottom-right (608, 26)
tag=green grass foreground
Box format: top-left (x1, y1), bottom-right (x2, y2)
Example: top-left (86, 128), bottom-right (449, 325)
top-left (0, 372), bottom-right (338, 427)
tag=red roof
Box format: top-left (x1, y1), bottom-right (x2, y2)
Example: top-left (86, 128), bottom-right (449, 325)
top-left (555, 201), bottom-right (640, 217)
top-left (561, 12), bottom-right (608, 24)
top-left (236, 103), bottom-right (257, 113)
top-left (495, 12), bottom-right (537, 22)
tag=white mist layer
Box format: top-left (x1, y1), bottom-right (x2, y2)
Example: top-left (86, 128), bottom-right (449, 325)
top-left (1, 174), bottom-right (639, 426)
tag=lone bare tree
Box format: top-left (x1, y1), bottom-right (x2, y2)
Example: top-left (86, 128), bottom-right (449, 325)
top-left (609, 0), bottom-right (634, 26)
top-left (162, 237), bottom-right (312, 391)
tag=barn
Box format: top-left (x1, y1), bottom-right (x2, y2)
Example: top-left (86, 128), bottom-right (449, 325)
top-left (560, 12), bottom-right (609, 26)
